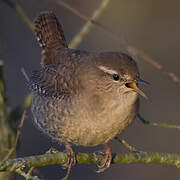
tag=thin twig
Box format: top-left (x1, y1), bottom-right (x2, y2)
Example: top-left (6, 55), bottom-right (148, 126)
top-left (127, 47), bottom-right (180, 83)
top-left (14, 110), bottom-right (26, 148)
top-left (138, 114), bottom-right (180, 130)
top-left (21, 67), bottom-right (30, 82)
top-left (2, 0), bottom-right (34, 31)
top-left (56, 0), bottom-right (110, 31)
top-left (26, 167), bottom-right (35, 180)
top-left (114, 137), bottom-right (137, 152)
top-left (1, 148), bottom-right (15, 163)
top-left (1, 110), bottom-right (26, 163)
top-left (16, 168), bottom-right (40, 180)
top-left (66, 0), bottom-right (111, 48)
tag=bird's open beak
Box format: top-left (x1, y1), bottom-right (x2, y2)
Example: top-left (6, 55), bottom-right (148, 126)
top-left (125, 79), bottom-right (148, 99)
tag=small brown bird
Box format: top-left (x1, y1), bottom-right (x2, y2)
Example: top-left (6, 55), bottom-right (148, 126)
top-left (29, 11), bottom-right (147, 173)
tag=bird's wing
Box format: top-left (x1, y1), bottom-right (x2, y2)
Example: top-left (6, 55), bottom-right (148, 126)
top-left (29, 64), bottom-right (72, 98)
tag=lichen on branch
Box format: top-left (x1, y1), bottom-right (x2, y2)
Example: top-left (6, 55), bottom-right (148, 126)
top-left (1, 151), bottom-right (180, 179)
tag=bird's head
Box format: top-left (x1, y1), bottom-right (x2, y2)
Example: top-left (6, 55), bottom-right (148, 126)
top-left (78, 52), bottom-right (148, 101)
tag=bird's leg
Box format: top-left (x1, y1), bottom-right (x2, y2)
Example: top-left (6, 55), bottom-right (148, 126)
top-left (62, 142), bottom-right (76, 180)
top-left (97, 143), bottom-right (112, 173)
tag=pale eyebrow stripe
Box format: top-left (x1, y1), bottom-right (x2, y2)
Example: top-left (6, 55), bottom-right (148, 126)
top-left (97, 65), bottom-right (118, 75)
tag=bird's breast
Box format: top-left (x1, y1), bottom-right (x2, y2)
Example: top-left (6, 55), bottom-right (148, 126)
top-left (62, 92), bottom-right (138, 146)
top-left (31, 91), bottom-right (138, 146)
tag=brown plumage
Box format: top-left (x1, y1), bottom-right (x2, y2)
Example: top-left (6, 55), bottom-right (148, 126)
top-left (34, 12), bottom-right (67, 66)
top-left (30, 11), bottom-right (146, 175)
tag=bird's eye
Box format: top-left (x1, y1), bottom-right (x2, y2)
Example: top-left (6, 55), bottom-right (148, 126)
top-left (112, 74), bottom-right (119, 81)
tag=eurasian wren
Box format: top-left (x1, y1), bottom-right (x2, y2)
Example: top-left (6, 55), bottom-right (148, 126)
top-left (29, 11), bottom-right (147, 173)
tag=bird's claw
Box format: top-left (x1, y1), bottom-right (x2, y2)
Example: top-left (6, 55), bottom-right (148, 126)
top-left (96, 152), bottom-right (112, 173)
top-left (61, 143), bottom-right (76, 180)
top-left (62, 149), bottom-right (76, 169)
top-left (94, 144), bottom-right (112, 173)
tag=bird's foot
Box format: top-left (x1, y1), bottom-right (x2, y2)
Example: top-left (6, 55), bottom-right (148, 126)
top-left (61, 143), bottom-right (76, 180)
top-left (96, 144), bottom-right (112, 173)
top-left (62, 148), bottom-right (76, 169)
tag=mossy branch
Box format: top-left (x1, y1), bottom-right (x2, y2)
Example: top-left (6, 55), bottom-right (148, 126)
top-left (1, 151), bottom-right (180, 179)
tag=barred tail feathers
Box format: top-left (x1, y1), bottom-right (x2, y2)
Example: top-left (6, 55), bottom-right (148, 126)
top-left (34, 12), bottom-right (67, 51)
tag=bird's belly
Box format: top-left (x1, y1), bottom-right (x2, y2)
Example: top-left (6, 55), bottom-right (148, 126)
top-left (32, 94), bottom-right (138, 147)
top-left (62, 102), bottom-right (137, 146)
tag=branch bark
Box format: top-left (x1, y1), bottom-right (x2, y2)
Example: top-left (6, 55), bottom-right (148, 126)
top-left (1, 151), bottom-right (180, 179)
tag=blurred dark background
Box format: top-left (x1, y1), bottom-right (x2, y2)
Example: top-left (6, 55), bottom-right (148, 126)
top-left (0, 0), bottom-right (180, 179)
